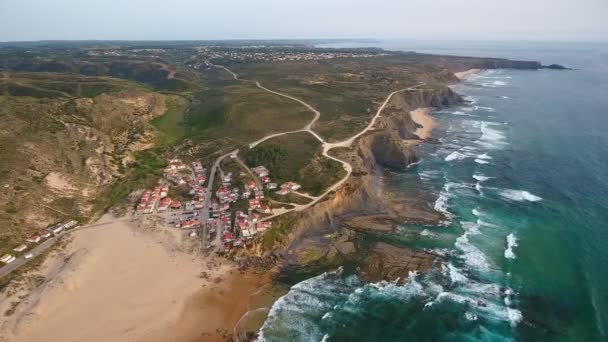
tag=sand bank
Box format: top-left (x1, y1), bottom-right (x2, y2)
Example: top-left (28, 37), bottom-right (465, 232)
top-left (454, 68), bottom-right (481, 80)
top-left (0, 214), bottom-right (252, 342)
top-left (405, 108), bottom-right (437, 145)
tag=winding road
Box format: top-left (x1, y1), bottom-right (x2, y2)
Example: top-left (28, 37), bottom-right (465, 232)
top-left (214, 64), bottom-right (425, 223)
top-left (1, 66), bottom-right (426, 276)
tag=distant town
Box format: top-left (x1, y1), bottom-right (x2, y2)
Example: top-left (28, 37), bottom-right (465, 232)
top-left (85, 46), bottom-right (392, 63)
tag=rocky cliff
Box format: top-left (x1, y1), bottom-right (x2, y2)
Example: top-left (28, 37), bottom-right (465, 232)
top-left (259, 85), bottom-right (460, 275)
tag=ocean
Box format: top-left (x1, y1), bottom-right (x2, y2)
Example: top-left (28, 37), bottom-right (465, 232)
top-left (258, 41), bottom-right (608, 341)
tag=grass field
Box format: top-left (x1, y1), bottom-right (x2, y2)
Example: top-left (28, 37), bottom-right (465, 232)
top-left (183, 72), bottom-right (315, 149)
top-left (151, 96), bottom-right (189, 145)
top-left (243, 132), bottom-right (346, 196)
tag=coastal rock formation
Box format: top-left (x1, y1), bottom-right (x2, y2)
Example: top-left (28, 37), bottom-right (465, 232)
top-left (358, 242), bottom-right (439, 283)
top-left (369, 131), bottom-right (418, 169)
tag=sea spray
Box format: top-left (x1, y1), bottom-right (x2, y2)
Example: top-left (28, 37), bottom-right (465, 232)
top-left (504, 233), bottom-right (518, 259)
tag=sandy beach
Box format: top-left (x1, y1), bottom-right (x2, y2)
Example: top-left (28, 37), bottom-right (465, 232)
top-left (406, 107), bottom-right (437, 144)
top-left (454, 68), bottom-right (481, 80)
top-left (0, 214), bottom-right (265, 342)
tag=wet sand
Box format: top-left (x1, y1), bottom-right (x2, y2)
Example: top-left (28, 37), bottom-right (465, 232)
top-left (142, 270), bottom-right (275, 342)
top-left (0, 215), bottom-right (257, 342)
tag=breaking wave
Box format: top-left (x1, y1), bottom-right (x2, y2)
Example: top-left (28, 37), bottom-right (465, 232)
top-left (500, 189), bottom-right (543, 202)
top-left (504, 233), bottom-right (518, 259)
top-left (477, 122), bottom-right (507, 149)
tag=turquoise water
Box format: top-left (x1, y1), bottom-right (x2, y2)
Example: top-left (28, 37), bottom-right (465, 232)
top-left (259, 42), bottom-right (608, 341)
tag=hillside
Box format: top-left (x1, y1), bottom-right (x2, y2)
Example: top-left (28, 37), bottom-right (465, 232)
top-left (0, 43), bottom-right (546, 259)
top-left (0, 55), bottom-right (191, 256)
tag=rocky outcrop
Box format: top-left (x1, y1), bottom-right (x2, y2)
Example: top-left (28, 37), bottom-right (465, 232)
top-left (369, 131), bottom-right (418, 169)
top-left (542, 64), bottom-right (570, 70)
top-left (358, 242), bottom-right (439, 283)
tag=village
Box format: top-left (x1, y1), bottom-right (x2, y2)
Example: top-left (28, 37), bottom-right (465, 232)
top-left (1, 155), bottom-right (303, 267)
top-left (131, 157), bottom-right (302, 253)
top-left (0, 220), bottom-right (79, 266)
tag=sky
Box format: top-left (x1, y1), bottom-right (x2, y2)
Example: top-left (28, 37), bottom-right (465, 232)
top-left (1, 0), bottom-right (607, 42)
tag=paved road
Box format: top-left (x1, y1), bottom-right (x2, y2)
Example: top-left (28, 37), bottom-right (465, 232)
top-left (201, 149), bottom-right (238, 251)
top-left (0, 218), bottom-right (131, 278)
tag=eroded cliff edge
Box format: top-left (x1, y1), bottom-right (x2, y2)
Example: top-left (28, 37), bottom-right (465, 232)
top-left (248, 84), bottom-right (467, 282)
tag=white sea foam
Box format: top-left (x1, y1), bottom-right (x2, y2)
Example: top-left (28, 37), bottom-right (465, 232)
top-left (477, 122), bottom-right (507, 149)
top-left (445, 151), bottom-right (468, 161)
top-left (504, 233), bottom-right (518, 259)
top-left (321, 334), bottom-right (330, 342)
top-left (448, 263), bottom-right (468, 284)
top-left (476, 153), bottom-right (492, 160)
top-left (473, 174), bottom-right (492, 182)
top-left (482, 80), bottom-right (508, 88)
top-left (507, 308), bottom-right (523, 327)
top-left (455, 233), bottom-right (490, 271)
top-left (475, 181), bottom-right (482, 193)
top-left (434, 183), bottom-right (455, 222)
top-left (500, 189), bottom-right (542, 202)
top-left (465, 311), bottom-right (478, 321)
top-left (460, 221), bottom-right (481, 235)
top-left (322, 312), bottom-right (332, 320)
top-left (420, 229), bottom-right (437, 237)
top-left (477, 106), bottom-right (497, 112)
top-left (418, 170), bottom-right (439, 182)
top-left (478, 219), bottom-right (498, 228)
top-left (450, 110), bottom-right (473, 116)
top-left (475, 159), bottom-right (490, 164)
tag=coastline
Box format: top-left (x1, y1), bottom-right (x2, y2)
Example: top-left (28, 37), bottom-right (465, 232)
top-left (454, 68), bottom-right (481, 80)
top-left (405, 107), bottom-right (437, 144)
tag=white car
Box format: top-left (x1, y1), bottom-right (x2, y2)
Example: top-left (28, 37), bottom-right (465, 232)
top-left (24, 253), bottom-right (34, 259)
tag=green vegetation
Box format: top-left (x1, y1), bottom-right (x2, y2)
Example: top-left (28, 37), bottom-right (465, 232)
top-left (244, 132), bottom-right (346, 196)
top-left (151, 96), bottom-right (189, 145)
top-left (260, 212), bottom-right (299, 251)
top-left (94, 149), bottom-right (166, 212)
top-left (269, 192), bottom-right (311, 205)
top-left (183, 69), bottom-right (314, 150)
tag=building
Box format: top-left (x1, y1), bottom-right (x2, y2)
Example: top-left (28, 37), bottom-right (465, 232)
top-left (1, 254), bottom-right (15, 264)
top-left (170, 200), bottom-right (182, 210)
top-left (158, 197), bottom-right (172, 211)
top-left (181, 220), bottom-right (201, 229)
top-left (13, 244), bottom-right (27, 253)
top-left (248, 199), bottom-right (261, 210)
top-left (26, 235), bottom-right (41, 243)
top-left (252, 166), bottom-right (269, 177)
top-left (62, 220), bottom-right (78, 230)
top-left (39, 229), bottom-right (51, 238)
top-left (160, 185), bottom-right (169, 198)
top-left (257, 205), bottom-right (272, 214)
top-left (50, 224), bottom-right (64, 235)
top-left (256, 223), bottom-right (268, 232)
top-left (266, 183), bottom-right (277, 190)
top-left (276, 188), bottom-right (291, 195)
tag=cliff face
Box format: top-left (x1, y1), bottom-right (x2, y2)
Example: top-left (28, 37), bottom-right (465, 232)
top-left (266, 85), bottom-right (460, 264)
